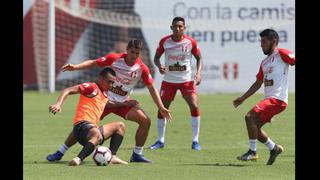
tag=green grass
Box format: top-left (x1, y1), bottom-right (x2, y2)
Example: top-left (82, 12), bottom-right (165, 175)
top-left (24, 91), bottom-right (295, 180)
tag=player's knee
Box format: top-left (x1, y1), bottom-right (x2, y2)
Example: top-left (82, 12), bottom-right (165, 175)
top-left (140, 116), bottom-right (151, 128)
top-left (191, 107), bottom-right (200, 117)
top-left (245, 113), bottom-right (253, 122)
top-left (117, 121), bottom-right (126, 134)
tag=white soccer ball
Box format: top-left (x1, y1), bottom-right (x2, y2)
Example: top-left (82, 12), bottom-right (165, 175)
top-left (92, 146), bottom-right (112, 166)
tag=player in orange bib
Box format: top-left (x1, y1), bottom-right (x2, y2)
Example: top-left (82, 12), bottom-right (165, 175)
top-left (47, 39), bottom-right (172, 163)
top-left (49, 67), bottom-right (127, 166)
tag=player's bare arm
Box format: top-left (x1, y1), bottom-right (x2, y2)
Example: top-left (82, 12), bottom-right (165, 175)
top-left (153, 52), bottom-right (166, 74)
top-left (146, 84), bottom-right (172, 121)
top-left (194, 53), bottom-right (203, 86)
top-left (61, 60), bottom-right (98, 72)
top-left (49, 85), bottom-right (80, 114)
top-left (233, 80), bottom-right (263, 108)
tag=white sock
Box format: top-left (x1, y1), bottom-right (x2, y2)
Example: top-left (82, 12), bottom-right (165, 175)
top-left (133, 146), bottom-right (143, 155)
top-left (191, 116), bottom-right (200, 142)
top-left (264, 138), bottom-right (276, 151)
top-left (249, 139), bottom-right (257, 152)
top-left (58, 144), bottom-right (69, 154)
top-left (157, 118), bottom-right (167, 143)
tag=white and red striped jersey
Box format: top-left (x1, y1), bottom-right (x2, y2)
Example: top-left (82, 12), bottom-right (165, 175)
top-left (256, 48), bottom-right (295, 103)
top-left (156, 35), bottom-right (201, 83)
top-left (96, 52), bottom-right (153, 102)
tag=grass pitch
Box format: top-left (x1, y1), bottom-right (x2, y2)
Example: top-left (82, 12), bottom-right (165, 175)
top-left (24, 92), bottom-right (295, 180)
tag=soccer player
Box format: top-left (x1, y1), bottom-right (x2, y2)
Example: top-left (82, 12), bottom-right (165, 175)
top-left (149, 16), bottom-right (203, 151)
top-left (233, 29), bottom-right (295, 165)
top-left (47, 39), bottom-right (172, 163)
top-left (49, 67), bottom-right (128, 166)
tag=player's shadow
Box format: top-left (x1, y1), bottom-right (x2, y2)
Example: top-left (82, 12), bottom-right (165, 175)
top-left (180, 163), bottom-right (249, 167)
top-left (24, 160), bottom-right (70, 165)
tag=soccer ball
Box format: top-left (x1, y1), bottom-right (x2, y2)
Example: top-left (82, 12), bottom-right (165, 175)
top-left (92, 146), bottom-right (112, 166)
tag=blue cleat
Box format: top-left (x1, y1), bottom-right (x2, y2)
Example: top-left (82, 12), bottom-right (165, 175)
top-left (46, 151), bottom-right (64, 162)
top-left (130, 152), bottom-right (153, 163)
top-left (148, 141), bottom-right (165, 150)
top-left (191, 141), bottom-right (201, 151)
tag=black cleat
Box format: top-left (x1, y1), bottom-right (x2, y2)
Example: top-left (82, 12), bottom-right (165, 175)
top-left (267, 144), bottom-right (284, 165)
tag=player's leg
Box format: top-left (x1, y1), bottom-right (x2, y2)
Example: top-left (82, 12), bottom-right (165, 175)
top-left (46, 131), bottom-right (77, 161)
top-left (258, 128), bottom-right (280, 152)
top-left (149, 81), bottom-right (177, 150)
top-left (237, 109), bottom-right (260, 161)
top-left (69, 121), bottom-right (103, 166)
top-left (99, 121), bottom-right (127, 164)
top-left (126, 106), bottom-right (153, 163)
top-left (181, 81), bottom-right (201, 150)
top-left (149, 100), bottom-right (172, 150)
top-left (254, 98), bottom-right (287, 165)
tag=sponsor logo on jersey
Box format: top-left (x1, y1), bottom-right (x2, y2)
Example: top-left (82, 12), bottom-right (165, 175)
top-left (109, 85), bottom-right (128, 96)
top-left (168, 62), bottom-right (187, 71)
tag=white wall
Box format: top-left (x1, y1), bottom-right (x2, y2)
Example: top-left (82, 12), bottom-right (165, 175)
top-left (135, 0), bottom-right (295, 93)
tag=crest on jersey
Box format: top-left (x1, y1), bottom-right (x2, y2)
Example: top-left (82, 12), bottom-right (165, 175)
top-left (182, 45), bottom-right (188, 52)
top-left (130, 71), bottom-right (138, 79)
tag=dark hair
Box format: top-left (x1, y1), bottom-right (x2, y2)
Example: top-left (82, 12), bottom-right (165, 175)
top-left (99, 67), bottom-right (116, 77)
top-left (172, 16), bottom-right (185, 25)
top-left (259, 29), bottom-right (279, 44)
top-left (127, 39), bottom-right (143, 50)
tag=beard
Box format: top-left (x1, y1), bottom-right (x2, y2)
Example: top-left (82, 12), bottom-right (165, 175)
top-left (263, 46), bottom-right (272, 55)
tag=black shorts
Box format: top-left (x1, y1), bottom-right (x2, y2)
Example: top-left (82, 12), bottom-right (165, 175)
top-left (73, 121), bottom-right (105, 146)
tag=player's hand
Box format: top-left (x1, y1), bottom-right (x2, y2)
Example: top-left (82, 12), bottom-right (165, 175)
top-left (195, 73), bottom-right (201, 86)
top-left (61, 63), bottom-right (76, 72)
top-left (49, 104), bottom-right (61, 114)
top-left (233, 97), bottom-right (244, 108)
top-left (158, 65), bottom-right (167, 74)
top-left (159, 107), bottom-right (172, 122)
top-left (124, 100), bottom-right (139, 107)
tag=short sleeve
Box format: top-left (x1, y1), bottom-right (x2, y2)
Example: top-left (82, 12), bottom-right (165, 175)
top-left (96, 53), bottom-right (119, 67)
top-left (156, 36), bottom-right (169, 56)
top-left (79, 83), bottom-right (98, 97)
top-left (190, 38), bottom-right (201, 56)
top-left (140, 63), bottom-right (153, 86)
top-left (278, 48), bottom-right (295, 66)
top-left (256, 64), bottom-right (264, 81)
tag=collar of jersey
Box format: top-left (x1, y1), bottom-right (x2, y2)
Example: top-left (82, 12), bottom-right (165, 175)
top-left (171, 34), bottom-right (185, 42)
top-left (123, 53), bottom-right (139, 66)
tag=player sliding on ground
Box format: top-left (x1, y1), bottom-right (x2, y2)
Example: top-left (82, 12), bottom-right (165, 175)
top-left (233, 29), bottom-right (295, 165)
top-left (47, 39), bottom-right (172, 163)
top-left (48, 67), bottom-right (128, 166)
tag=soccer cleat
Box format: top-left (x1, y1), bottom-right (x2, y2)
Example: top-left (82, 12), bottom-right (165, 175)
top-left (267, 144), bottom-right (284, 165)
top-left (46, 151), bottom-right (64, 162)
top-left (237, 149), bottom-right (259, 161)
top-left (191, 141), bottom-right (201, 151)
top-left (130, 152), bottom-right (153, 163)
top-left (149, 141), bottom-right (165, 150)
top-left (69, 157), bottom-right (81, 166)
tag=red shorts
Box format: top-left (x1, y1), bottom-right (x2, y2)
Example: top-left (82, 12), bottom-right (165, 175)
top-left (100, 100), bottom-right (136, 120)
top-left (160, 81), bottom-right (197, 101)
top-left (252, 97), bottom-right (287, 123)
